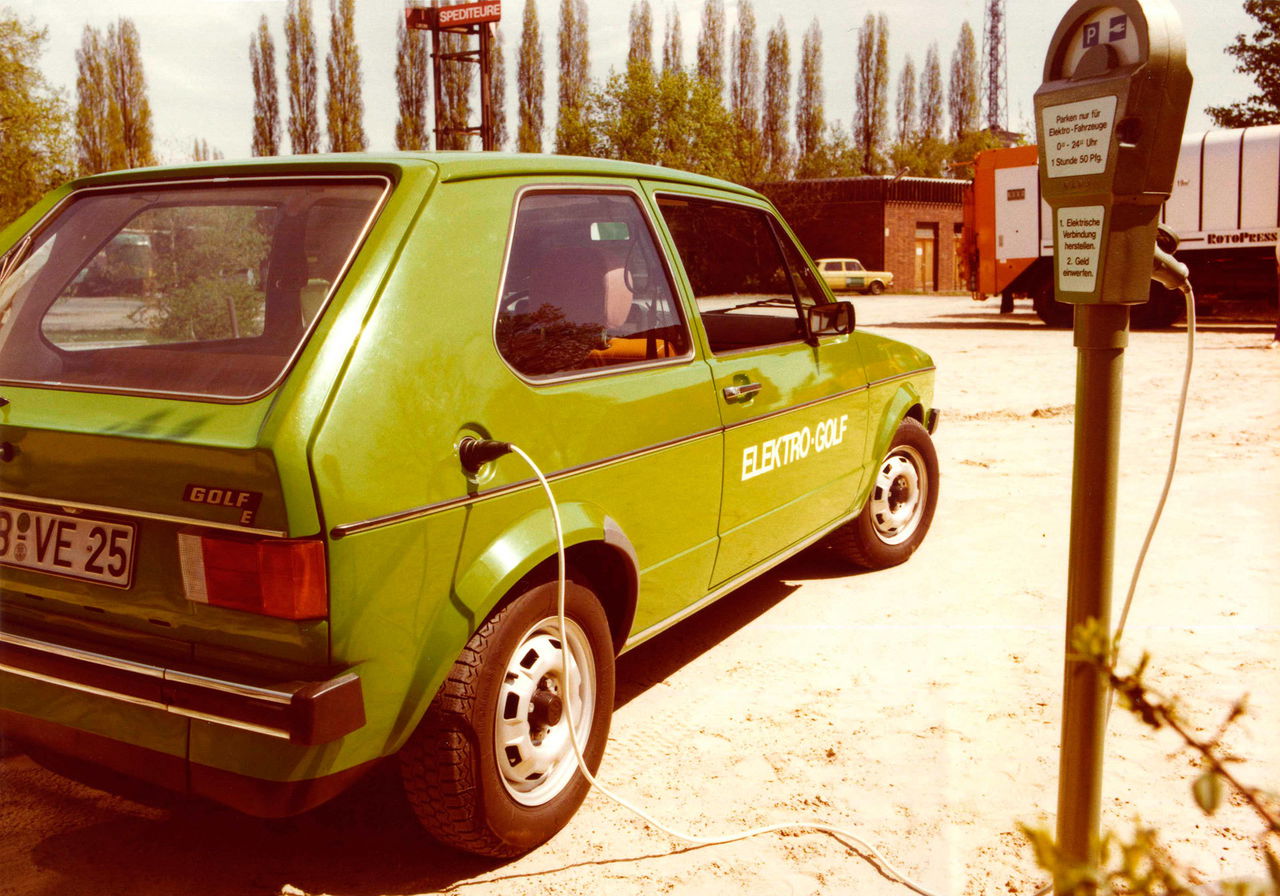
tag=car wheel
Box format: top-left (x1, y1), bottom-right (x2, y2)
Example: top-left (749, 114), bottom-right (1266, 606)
top-left (830, 418), bottom-right (939, 569)
top-left (398, 578), bottom-right (615, 857)
top-left (867, 280), bottom-right (886, 295)
top-left (1031, 275), bottom-right (1073, 327)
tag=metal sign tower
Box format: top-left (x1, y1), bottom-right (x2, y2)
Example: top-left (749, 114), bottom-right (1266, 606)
top-left (984, 0), bottom-right (1008, 130)
top-left (405, 1), bottom-right (501, 151)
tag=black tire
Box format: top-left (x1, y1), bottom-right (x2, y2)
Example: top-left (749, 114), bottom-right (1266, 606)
top-left (398, 579), bottom-right (615, 857)
top-left (1031, 277), bottom-right (1073, 327)
top-left (867, 280), bottom-right (886, 295)
top-left (829, 418), bottom-right (939, 569)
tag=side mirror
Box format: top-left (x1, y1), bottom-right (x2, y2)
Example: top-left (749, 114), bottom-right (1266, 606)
top-left (806, 300), bottom-right (855, 340)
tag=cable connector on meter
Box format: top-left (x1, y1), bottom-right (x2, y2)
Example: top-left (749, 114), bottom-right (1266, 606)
top-left (1152, 222), bottom-right (1191, 294)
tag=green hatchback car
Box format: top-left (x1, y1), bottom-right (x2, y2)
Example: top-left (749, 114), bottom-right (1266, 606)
top-left (0, 154), bottom-right (938, 856)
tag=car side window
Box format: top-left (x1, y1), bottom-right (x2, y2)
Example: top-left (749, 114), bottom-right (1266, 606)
top-left (656, 195), bottom-right (809, 354)
top-left (496, 191), bottom-right (690, 379)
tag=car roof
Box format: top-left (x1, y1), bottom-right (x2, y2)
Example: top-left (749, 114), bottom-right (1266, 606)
top-left (63, 152), bottom-right (763, 201)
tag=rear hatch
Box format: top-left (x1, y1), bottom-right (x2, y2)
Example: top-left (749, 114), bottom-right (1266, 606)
top-left (0, 173), bottom-right (391, 675)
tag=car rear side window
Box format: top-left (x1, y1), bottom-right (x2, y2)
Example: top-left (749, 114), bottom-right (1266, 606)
top-left (657, 195), bottom-right (820, 354)
top-left (0, 178), bottom-right (387, 400)
top-left (496, 191), bottom-right (690, 380)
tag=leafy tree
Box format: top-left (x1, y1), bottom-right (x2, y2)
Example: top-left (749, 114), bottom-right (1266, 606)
top-left (662, 6), bottom-right (683, 74)
top-left (948, 21), bottom-right (980, 143)
top-left (516, 0), bottom-right (545, 152)
top-left (555, 0), bottom-right (592, 155)
top-left (794, 20), bottom-right (824, 179)
top-left (438, 29), bottom-right (475, 150)
top-left (696, 0), bottom-right (725, 97)
top-left (761, 18), bottom-right (791, 181)
top-left (250, 16), bottom-right (280, 157)
top-left (285, 0), bottom-right (321, 154)
top-left (326, 0), bottom-right (366, 151)
top-left (394, 5), bottom-right (430, 150)
top-left (489, 26), bottom-right (508, 150)
top-left (654, 66), bottom-right (733, 175)
top-left (628, 0), bottom-right (653, 66)
top-left (853, 12), bottom-right (890, 174)
top-left (1206, 0), bottom-right (1280, 126)
top-left (0, 12), bottom-right (71, 229)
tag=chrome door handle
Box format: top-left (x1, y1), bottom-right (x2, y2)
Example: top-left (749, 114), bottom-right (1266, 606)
top-left (722, 382), bottom-right (762, 403)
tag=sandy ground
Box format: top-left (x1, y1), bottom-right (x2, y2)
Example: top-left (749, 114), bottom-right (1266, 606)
top-left (2, 293), bottom-right (1277, 896)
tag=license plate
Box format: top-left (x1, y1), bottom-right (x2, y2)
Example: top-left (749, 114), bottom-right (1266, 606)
top-left (0, 505), bottom-right (136, 589)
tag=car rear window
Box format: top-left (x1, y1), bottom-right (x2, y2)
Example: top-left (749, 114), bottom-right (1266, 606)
top-left (0, 177), bottom-right (388, 400)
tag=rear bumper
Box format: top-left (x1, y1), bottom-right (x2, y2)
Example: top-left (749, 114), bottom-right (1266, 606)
top-left (0, 630), bottom-right (364, 746)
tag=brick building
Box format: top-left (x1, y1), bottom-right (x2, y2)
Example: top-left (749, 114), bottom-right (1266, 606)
top-left (762, 177), bottom-right (969, 293)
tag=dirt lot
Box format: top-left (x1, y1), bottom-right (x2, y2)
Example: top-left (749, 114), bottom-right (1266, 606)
top-left (2, 294), bottom-right (1276, 896)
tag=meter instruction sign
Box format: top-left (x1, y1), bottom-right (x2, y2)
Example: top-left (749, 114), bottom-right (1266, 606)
top-left (1043, 96), bottom-right (1116, 178)
top-left (1056, 207), bottom-right (1105, 291)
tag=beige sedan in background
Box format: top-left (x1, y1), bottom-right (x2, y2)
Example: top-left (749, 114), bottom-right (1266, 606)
top-left (816, 258), bottom-right (894, 294)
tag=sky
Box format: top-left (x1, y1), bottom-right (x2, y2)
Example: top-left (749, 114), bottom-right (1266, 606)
top-left (6, 0), bottom-right (1261, 164)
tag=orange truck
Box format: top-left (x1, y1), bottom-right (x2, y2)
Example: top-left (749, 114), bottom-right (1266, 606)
top-left (964, 127), bottom-right (1280, 326)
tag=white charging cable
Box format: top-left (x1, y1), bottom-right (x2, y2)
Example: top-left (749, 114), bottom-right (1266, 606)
top-left (506, 443), bottom-right (947, 896)
top-left (1111, 283), bottom-right (1195, 654)
top-left (500, 280), bottom-right (1195, 896)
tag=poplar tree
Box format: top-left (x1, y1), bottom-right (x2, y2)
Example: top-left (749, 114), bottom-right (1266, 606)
top-left (106, 19), bottom-right (154, 169)
top-left (555, 0), bottom-right (591, 155)
top-left (394, 6), bottom-right (430, 150)
top-left (853, 12), bottom-right (890, 174)
top-left (489, 26), bottom-right (508, 150)
top-left (662, 6), bottom-right (683, 74)
top-left (695, 0), bottom-right (725, 96)
top-left (438, 30), bottom-right (474, 150)
top-left (516, 0), bottom-right (545, 153)
top-left (948, 21), bottom-right (980, 142)
top-left (794, 19), bottom-right (824, 178)
top-left (1, 12), bottom-right (71, 227)
top-left (285, 0), bottom-right (320, 154)
top-left (629, 0), bottom-right (653, 66)
top-left (326, 0), bottom-right (366, 151)
top-left (250, 16), bottom-right (280, 157)
top-left (729, 0), bottom-right (759, 137)
top-left (75, 19), bottom-right (153, 174)
top-left (761, 18), bottom-right (791, 180)
top-left (74, 26), bottom-right (113, 174)
top-left (919, 42), bottom-right (944, 143)
top-left (895, 55), bottom-right (917, 145)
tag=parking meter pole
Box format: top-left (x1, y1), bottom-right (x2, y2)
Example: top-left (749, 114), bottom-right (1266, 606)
top-left (1057, 302), bottom-right (1130, 876)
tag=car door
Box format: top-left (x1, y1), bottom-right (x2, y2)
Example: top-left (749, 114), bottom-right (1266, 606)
top-left (846, 260), bottom-right (869, 291)
top-left (652, 192), bottom-right (871, 586)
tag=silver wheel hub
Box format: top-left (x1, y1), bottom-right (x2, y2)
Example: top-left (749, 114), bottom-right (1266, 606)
top-left (869, 445), bottom-right (926, 545)
top-left (494, 616), bottom-right (595, 806)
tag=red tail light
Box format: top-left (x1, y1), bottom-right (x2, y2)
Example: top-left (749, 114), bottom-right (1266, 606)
top-left (178, 533), bottom-right (328, 620)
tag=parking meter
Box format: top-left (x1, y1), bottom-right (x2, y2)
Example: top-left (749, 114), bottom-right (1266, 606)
top-left (1033, 0), bottom-right (1192, 881)
top-left (1033, 0), bottom-right (1192, 305)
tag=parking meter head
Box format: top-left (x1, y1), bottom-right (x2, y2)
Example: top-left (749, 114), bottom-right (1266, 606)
top-left (1033, 0), bottom-right (1192, 306)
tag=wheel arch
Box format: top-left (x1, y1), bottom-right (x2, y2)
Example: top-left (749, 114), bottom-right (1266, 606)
top-left (452, 504), bottom-right (639, 656)
top-left (870, 384), bottom-right (928, 463)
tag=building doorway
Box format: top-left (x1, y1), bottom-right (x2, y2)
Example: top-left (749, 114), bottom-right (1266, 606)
top-left (914, 224), bottom-right (938, 292)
